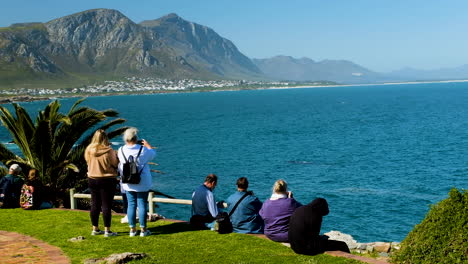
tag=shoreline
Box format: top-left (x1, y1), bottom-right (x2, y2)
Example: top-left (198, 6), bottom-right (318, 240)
top-left (1, 79), bottom-right (468, 105)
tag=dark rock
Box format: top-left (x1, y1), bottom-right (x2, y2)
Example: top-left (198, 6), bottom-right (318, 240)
top-left (84, 252), bottom-right (148, 264)
top-left (68, 236), bottom-right (85, 242)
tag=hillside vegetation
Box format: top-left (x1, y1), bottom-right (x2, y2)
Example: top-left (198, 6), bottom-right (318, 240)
top-left (391, 188), bottom-right (468, 264)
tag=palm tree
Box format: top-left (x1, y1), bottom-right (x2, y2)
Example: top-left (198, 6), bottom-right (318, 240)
top-left (0, 98), bottom-right (127, 206)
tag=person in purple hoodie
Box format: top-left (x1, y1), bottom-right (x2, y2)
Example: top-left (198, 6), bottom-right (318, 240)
top-left (259, 179), bottom-right (302, 242)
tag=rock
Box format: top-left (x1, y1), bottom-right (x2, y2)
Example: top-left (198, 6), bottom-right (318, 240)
top-left (357, 243), bottom-right (367, 250)
top-left (324, 230), bottom-right (358, 249)
top-left (68, 236), bottom-right (85, 242)
top-left (379, 252), bottom-right (390, 257)
top-left (373, 242), bottom-right (391, 253)
top-left (84, 252), bottom-right (148, 264)
top-left (391, 242), bottom-right (401, 251)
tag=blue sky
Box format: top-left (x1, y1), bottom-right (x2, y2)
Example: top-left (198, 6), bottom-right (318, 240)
top-left (2, 0), bottom-right (468, 72)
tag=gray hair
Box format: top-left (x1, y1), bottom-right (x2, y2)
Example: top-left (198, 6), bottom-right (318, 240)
top-left (123, 127), bottom-right (138, 143)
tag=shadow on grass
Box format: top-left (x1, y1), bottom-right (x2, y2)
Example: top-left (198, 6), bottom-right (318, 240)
top-left (148, 222), bottom-right (197, 235)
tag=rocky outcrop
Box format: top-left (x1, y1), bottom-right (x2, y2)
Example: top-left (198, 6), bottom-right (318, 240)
top-left (140, 13), bottom-right (263, 79)
top-left (0, 26), bottom-right (61, 74)
top-left (324, 230), bottom-right (400, 257)
top-left (43, 9), bottom-right (160, 72)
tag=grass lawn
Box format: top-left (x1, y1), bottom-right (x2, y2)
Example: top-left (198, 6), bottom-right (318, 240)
top-left (0, 209), bottom-right (363, 264)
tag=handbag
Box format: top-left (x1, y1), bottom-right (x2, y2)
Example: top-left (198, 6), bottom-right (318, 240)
top-left (215, 191), bottom-right (251, 234)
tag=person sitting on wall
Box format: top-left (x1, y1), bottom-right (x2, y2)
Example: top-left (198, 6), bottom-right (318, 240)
top-left (0, 164), bottom-right (24, 208)
top-left (190, 173), bottom-right (222, 230)
top-left (226, 177), bottom-right (264, 234)
top-left (259, 179), bottom-right (302, 242)
top-left (288, 198), bottom-right (350, 255)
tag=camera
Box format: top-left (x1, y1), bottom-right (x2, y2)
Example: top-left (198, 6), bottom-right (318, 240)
top-left (136, 139), bottom-right (144, 145)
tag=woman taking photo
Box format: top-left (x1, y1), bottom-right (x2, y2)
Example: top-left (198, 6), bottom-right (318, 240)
top-left (118, 127), bottom-right (156, 237)
top-left (259, 179), bottom-right (302, 242)
top-left (84, 129), bottom-right (119, 237)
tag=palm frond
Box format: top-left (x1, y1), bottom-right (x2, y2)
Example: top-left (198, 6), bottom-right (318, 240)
top-left (0, 143), bottom-right (17, 165)
top-left (101, 109), bottom-right (119, 117)
top-left (0, 104), bottom-right (35, 162)
top-left (67, 98), bottom-right (86, 114)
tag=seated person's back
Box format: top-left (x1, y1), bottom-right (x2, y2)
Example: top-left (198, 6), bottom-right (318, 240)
top-left (226, 177), bottom-right (263, 234)
top-left (191, 174), bottom-right (219, 229)
top-left (259, 179), bottom-right (301, 242)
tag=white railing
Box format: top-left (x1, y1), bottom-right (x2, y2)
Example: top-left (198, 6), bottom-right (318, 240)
top-left (69, 188), bottom-right (192, 215)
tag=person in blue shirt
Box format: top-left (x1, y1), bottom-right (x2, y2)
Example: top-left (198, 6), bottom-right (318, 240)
top-left (226, 177), bottom-right (264, 234)
top-left (190, 173), bottom-right (220, 230)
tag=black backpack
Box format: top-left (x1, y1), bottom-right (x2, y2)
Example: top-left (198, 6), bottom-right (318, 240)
top-left (120, 146), bottom-right (144, 184)
top-left (215, 191), bottom-right (251, 234)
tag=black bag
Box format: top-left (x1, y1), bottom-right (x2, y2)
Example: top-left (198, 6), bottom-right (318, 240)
top-left (121, 146), bottom-right (144, 184)
top-left (215, 191), bottom-right (251, 234)
top-left (215, 212), bottom-right (233, 234)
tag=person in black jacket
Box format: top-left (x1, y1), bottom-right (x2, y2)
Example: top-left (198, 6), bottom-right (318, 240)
top-left (288, 198), bottom-right (350, 255)
top-left (0, 164), bottom-right (24, 208)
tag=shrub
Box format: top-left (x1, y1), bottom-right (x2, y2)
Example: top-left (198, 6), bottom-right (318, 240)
top-left (391, 188), bottom-right (468, 264)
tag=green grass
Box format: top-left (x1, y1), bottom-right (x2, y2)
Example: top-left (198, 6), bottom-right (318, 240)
top-left (0, 209), bottom-right (363, 264)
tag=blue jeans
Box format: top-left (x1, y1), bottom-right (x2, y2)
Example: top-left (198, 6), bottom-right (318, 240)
top-left (126, 191), bottom-right (149, 228)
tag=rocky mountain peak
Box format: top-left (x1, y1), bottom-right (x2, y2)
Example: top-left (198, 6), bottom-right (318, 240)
top-left (0, 8), bottom-right (263, 85)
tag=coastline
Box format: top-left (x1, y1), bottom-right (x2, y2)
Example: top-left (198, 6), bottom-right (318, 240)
top-left (1, 79), bottom-right (468, 105)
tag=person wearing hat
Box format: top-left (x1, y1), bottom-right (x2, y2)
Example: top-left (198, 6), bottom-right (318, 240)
top-left (0, 164), bottom-right (24, 208)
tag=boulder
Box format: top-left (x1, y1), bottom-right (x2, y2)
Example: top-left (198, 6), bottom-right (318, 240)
top-left (373, 242), bottom-right (391, 253)
top-left (324, 230), bottom-right (358, 249)
top-left (84, 252), bottom-right (148, 264)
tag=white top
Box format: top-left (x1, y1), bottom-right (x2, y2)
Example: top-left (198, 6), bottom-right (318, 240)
top-left (118, 144), bottom-right (156, 192)
top-left (270, 193), bottom-right (287, 200)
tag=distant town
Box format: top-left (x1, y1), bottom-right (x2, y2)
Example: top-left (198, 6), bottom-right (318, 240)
top-left (0, 77), bottom-right (335, 101)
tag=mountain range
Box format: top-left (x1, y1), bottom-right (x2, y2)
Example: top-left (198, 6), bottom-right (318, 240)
top-left (252, 56), bottom-right (384, 84)
top-left (0, 9), bottom-right (263, 88)
top-left (0, 8), bottom-right (467, 88)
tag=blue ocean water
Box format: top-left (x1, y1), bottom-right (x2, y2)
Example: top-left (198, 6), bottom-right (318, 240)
top-left (1, 82), bottom-right (467, 242)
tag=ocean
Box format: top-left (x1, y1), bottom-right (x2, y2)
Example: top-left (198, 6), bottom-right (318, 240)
top-left (1, 82), bottom-right (467, 242)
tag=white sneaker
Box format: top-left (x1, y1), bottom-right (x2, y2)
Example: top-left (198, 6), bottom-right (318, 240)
top-left (104, 231), bottom-right (118, 237)
top-left (120, 215), bottom-right (128, 224)
top-left (140, 230), bottom-right (151, 237)
top-left (91, 230), bottom-right (105, 235)
top-left (129, 231), bottom-right (137, 237)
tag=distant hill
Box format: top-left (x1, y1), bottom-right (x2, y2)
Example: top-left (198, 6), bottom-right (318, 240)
top-left (387, 65), bottom-right (468, 82)
top-left (253, 56), bottom-right (384, 84)
top-left (0, 9), bottom-right (264, 88)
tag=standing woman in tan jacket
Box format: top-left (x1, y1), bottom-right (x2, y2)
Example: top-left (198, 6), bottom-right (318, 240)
top-left (84, 129), bottom-right (119, 237)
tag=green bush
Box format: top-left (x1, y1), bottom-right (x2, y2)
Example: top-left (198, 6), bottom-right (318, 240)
top-left (392, 188), bottom-right (468, 264)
